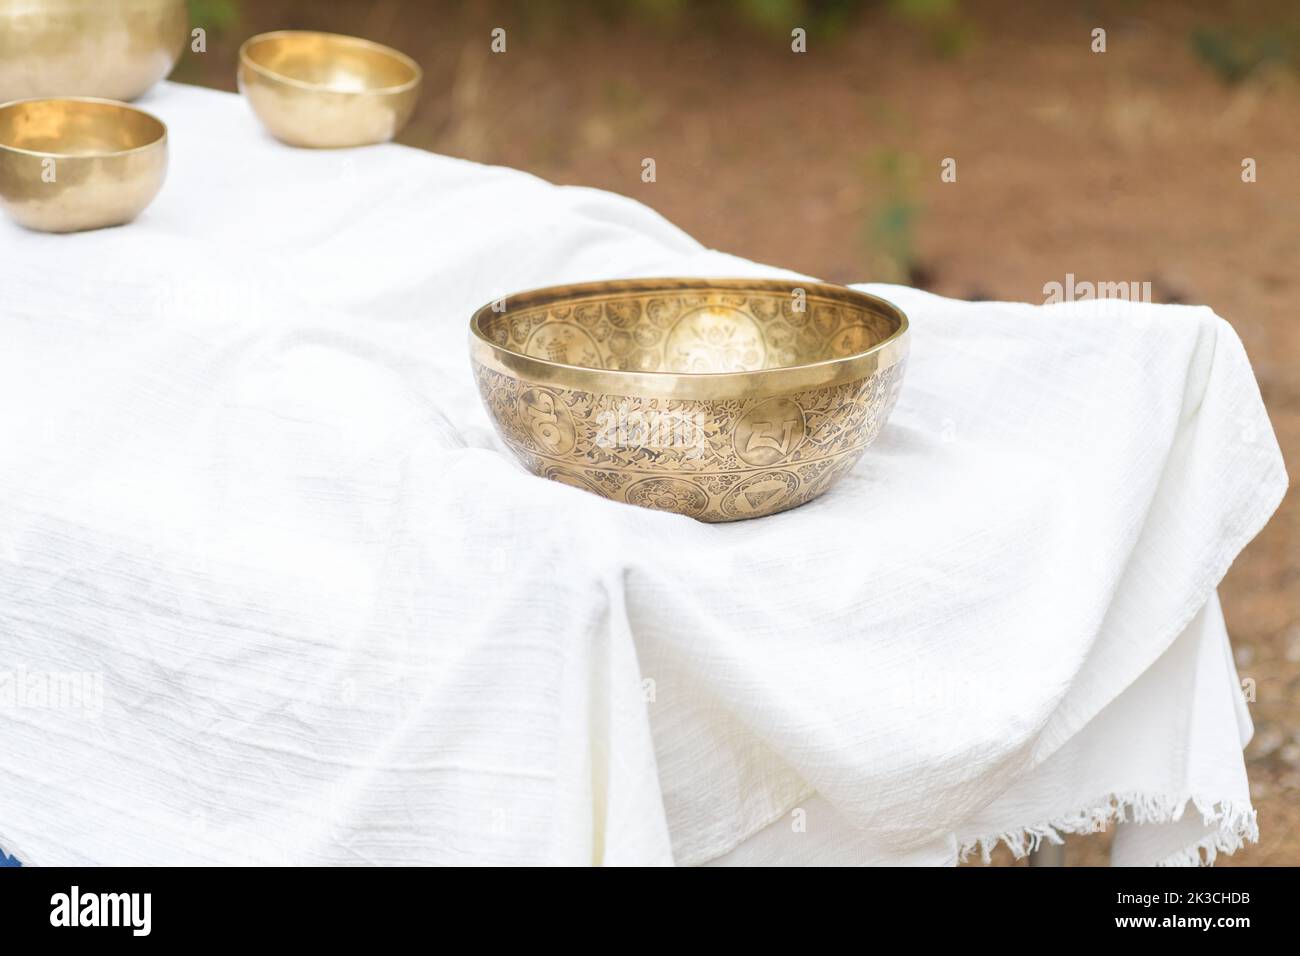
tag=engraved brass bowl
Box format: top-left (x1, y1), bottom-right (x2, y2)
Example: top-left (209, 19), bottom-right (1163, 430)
top-left (238, 31), bottom-right (422, 149)
top-left (0, 97), bottom-right (168, 233)
top-left (470, 279), bottom-right (909, 522)
top-left (0, 0), bottom-right (188, 103)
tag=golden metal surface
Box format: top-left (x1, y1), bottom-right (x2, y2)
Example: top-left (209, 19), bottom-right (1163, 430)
top-left (0, 97), bottom-right (168, 232)
top-left (471, 278), bottom-right (909, 521)
top-left (0, 0), bottom-right (188, 103)
top-left (238, 31), bottom-right (422, 149)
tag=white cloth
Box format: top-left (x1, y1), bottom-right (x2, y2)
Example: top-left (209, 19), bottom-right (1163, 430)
top-left (0, 83), bottom-right (1287, 866)
top-left (711, 593), bottom-right (1255, 867)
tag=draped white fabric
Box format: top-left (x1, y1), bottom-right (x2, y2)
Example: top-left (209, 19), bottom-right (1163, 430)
top-left (0, 83), bottom-right (1285, 865)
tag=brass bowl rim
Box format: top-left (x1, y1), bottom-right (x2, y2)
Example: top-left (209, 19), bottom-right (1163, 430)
top-left (0, 97), bottom-right (168, 160)
top-left (470, 277), bottom-right (910, 401)
top-left (238, 30), bottom-right (424, 97)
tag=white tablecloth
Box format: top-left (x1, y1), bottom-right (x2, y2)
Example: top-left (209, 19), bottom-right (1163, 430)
top-left (0, 83), bottom-right (1287, 866)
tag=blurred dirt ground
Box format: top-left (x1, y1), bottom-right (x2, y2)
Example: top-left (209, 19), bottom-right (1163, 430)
top-left (175, 0), bottom-right (1299, 865)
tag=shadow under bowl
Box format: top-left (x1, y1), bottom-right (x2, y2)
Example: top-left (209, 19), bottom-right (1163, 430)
top-left (238, 31), bottom-right (422, 149)
top-left (0, 97), bottom-right (168, 233)
top-left (470, 278), bottom-right (910, 522)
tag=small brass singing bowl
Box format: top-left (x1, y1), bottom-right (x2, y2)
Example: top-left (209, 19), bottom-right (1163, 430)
top-left (0, 0), bottom-right (189, 103)
top-left (0, 97), bottom-right (168, 233)
top-left (238, 31), bottom-right (422, 149)
top-left (470, 279), bottom-right (910, 522)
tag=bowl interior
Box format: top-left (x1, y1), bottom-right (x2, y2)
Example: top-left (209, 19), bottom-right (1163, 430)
top-left (243, 32), bottom-right (419, 93)
top-left (476, 281), bottom-right (904, 374)
top-left (0, 99), bottom-right (165, 156)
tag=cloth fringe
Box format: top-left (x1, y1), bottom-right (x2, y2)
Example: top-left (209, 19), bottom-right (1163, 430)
top-left (959, 792), bottom-right (1258, 867)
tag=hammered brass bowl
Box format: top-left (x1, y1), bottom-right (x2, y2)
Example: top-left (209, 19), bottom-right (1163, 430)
top-left (470, 279), bottom-right (909, 522)
top-left (0, 0), bottom-right (188, 103)
top-left (0, 97), bottom-right (168, 233)
top-left (238, 31), bottom-right (422, 149)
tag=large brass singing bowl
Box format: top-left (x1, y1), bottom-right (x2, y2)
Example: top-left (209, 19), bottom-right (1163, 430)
top-left (0, 97), bottom-right (168, 232)
top-left (238, 31), bottom-right (422, 149)
top-left (0, 0), bottom-right (188, 103)
top-left (471, 279), bottom-right (909, 522)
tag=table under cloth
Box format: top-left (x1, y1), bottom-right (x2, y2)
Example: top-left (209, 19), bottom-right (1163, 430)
top-left (0, 83), bottom-right (1287, 866)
